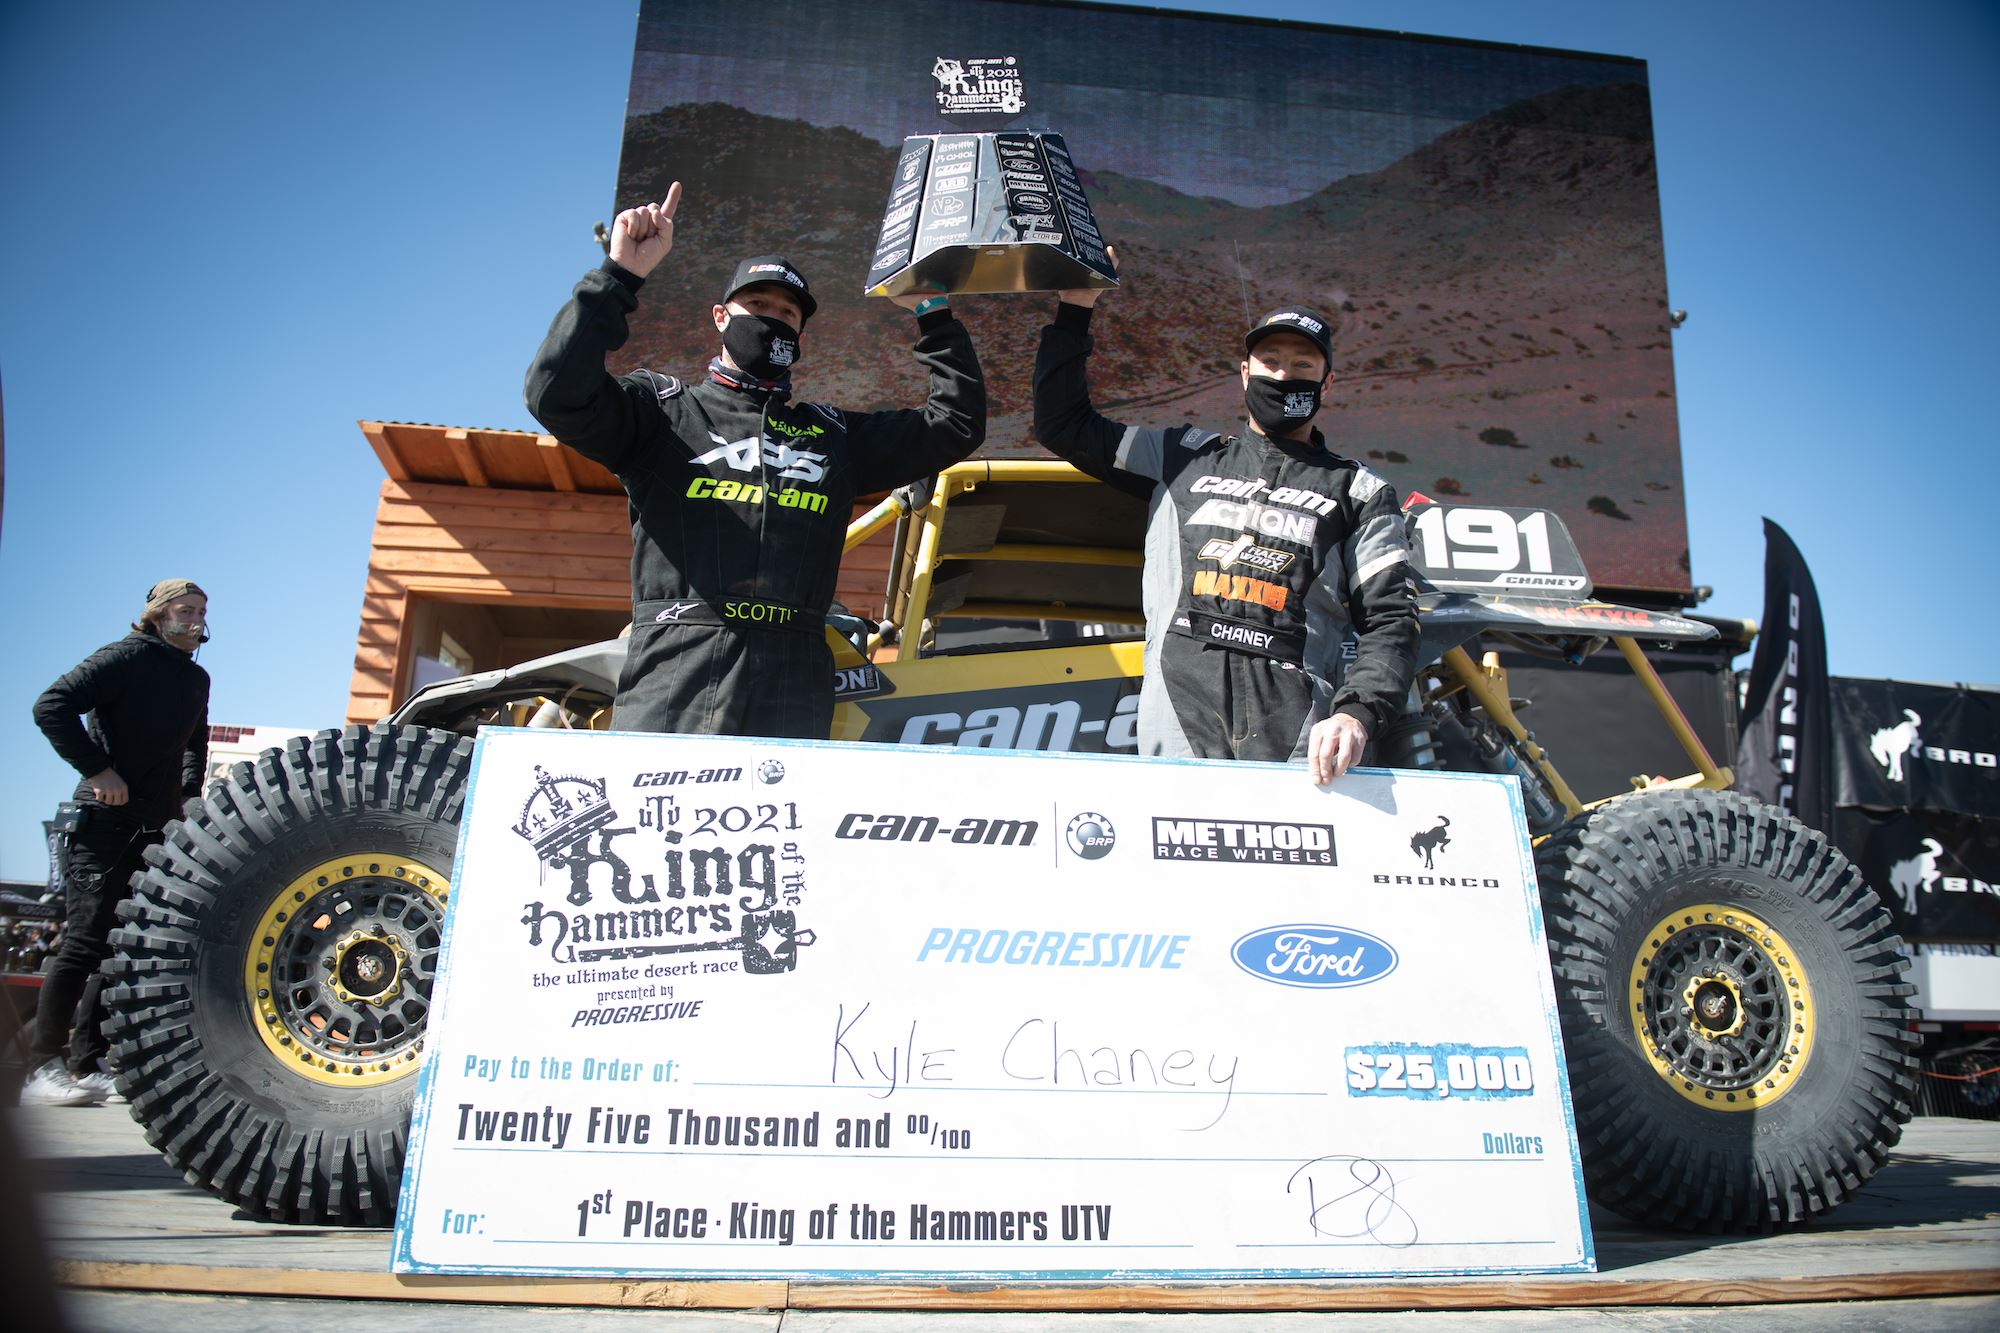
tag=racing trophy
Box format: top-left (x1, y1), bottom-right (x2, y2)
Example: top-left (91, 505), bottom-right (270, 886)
top-left (863, 131), bottom-right (1118, 297)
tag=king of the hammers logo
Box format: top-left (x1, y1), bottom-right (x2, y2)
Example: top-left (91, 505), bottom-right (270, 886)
top-left (931, 55), bottom-right (1025, 115)
top-left (511, 765), bottom-right (809, 974)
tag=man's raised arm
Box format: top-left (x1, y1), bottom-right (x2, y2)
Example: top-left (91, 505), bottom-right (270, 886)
top-left (523, 183), bottom-right (685, 474)
top-left (1031, 256), bottom-right (1165, 491)
top-left (844, 293), bottom-right (988, 494)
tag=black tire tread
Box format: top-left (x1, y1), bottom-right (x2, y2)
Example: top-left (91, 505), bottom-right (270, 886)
top-left (1536, 788), bottom-right (1917, 1232)
top-left (103, 722), bottom-right (472, 1225)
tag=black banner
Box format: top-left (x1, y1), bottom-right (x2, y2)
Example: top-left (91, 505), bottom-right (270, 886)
top-left (1736, 520), bottom-right (1833, 833)
top-left (1835, 807), bottom-right (2000, 942)
top-left (1832, 677), bottom-right (2000, 815)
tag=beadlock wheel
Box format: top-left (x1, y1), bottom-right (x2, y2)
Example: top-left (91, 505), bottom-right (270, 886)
top-left (245, 855), bottom-right (449, 1088)
top-left (1534, 788), bottom-right (1917, 1232)
top-left (1629, 902), bottom-right (1815, 1109)
top-left (105, 724), bottom-right (471, 1225)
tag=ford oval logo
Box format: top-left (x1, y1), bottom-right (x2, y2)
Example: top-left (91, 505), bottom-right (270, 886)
top-left (1231, 923), bottom-right (1399, 989)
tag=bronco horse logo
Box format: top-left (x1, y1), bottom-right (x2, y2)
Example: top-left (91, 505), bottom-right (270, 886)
top-left (1887, 837), bottom-right (1943, 918)
top-left (1870, 709), bottom-right (1922, 782)
top-left (1411, 816), bottom-right (1452, 869)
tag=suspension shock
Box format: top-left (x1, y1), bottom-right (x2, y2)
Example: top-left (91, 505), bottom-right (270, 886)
top-left (1428, 702), bottom-right (1568, 835)
top-left (1373, 688), bottom-right (1445, 771)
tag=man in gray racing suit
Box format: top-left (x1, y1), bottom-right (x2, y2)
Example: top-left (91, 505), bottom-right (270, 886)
top-left (1033, 283), bottom-right (1417, 783)
top-left (527, 182), bottom-right (986, 738)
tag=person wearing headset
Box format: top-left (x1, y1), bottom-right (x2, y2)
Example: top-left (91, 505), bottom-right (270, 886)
top-left (24, 579), bottom-right (210, 1106)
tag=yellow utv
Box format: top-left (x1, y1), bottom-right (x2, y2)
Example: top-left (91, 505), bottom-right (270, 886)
top-left (105, 461), bottom-right (1915, 1234)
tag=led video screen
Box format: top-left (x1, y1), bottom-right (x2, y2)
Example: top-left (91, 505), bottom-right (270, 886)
top-left (611, 0), bottom-right (1688, 592)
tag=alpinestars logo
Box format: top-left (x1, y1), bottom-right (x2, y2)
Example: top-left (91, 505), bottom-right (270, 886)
top-left (653, 602), bottom-right (699, 623)
top-left (697, 433), bottom-right (827, 482)
top-left (932, 56), bottom-right (1024, 115)
top-left (1152, 818), bottom-right (1334, 866)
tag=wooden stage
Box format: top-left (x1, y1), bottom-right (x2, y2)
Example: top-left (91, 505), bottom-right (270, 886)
top-left (16, 1106), bottom-right (2000, 1324)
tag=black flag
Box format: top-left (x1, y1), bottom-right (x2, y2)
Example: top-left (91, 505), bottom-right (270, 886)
top-left (1736, 519), bottom-right (1833, 832)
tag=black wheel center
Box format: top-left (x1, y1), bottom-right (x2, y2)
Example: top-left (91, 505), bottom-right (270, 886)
top-left (339, 939), bottom-right (400, 999)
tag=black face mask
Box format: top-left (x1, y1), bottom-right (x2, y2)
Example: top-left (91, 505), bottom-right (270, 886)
top-left (1244, 374), bottom-right (1322, 436)
top-left (721, 314), bottom-right (801, 380)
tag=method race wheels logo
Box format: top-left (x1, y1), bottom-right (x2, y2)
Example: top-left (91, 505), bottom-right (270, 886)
top-left (1232, 924), bottom-right (1398, 990)
top-left (1064, 812), bottom-right (1116, 859)
top-left (1153, 818), bottom-right (1334, 866)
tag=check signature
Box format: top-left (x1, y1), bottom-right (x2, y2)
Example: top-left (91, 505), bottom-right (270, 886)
top-left (1286, 1155), bottom-right (1420, 1248)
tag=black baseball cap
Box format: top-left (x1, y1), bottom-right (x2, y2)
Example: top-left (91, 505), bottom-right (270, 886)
top-left (1244, 305), bottom-right (1334, 366)
top-left (723, 255), bottom-right (817, 323)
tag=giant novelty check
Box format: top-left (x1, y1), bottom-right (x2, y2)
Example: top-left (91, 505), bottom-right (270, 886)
top-left (393, 730), bottom-right (1593, 1279)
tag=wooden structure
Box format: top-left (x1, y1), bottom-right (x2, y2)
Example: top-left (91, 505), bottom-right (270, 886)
top-left (346, 422), bottom-right (894, 724)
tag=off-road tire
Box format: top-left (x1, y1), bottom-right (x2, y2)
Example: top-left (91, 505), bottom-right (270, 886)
top-left (1536, 788), bottom-right (1917, 1232)
top-left (103, 724), bottom-right (471, 1225)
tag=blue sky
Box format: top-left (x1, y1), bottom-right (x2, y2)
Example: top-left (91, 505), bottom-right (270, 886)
top-left (2, 0), bottom-right (1995, 880)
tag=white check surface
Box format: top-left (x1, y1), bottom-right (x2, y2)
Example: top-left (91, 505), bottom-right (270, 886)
top-left (394, 729), bottom-right (1592, 1278)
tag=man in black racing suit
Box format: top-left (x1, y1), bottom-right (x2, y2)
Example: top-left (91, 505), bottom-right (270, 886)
top-left (527, 182), bottom-right (985, 738)
top-left (1033, 282), bottom-right (1417, 783)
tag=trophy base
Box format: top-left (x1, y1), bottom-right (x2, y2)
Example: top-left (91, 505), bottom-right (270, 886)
top-left (866, 243), bottom-right (1119, 299)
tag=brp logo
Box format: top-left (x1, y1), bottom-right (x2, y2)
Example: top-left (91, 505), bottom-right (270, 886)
top-left (757, 760), bottom-right (786, 785)
top-left (1065, 811), bottom-right (1116, 860)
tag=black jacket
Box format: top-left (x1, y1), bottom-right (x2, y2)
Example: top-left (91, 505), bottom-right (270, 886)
top-left (34, 630), bottom-right (210, 828)
top-left (524, 261), bottom-right (986, 733)
top-left (1034, 303), bottom-right (1419, 735)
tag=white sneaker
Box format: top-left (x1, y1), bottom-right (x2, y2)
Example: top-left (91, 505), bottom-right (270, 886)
top-left (19, 1060), bottom-right (104, 1107)
top-left (74, 1066), bottom-right (126, 1104)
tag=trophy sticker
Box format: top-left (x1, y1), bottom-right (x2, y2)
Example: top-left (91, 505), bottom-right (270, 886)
top-left (932, 55), bottom-right (1025, 117)
top-left (869, 137), bottom-right (934, 283)
top-left (864, 130), bottom-right (1119, 297)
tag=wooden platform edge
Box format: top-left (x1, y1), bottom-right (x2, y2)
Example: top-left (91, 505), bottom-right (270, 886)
top-left (51, 1261), bottom-right (2000, 1311)
top-left (51, 1262), bottom-right (783, 1310)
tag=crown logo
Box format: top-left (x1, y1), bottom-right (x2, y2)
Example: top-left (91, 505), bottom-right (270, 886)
top-left (512, 765), bottom-right (617, 859)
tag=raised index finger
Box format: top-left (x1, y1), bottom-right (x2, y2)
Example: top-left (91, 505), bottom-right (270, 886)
top-left (660, 180), bottom-right (683, 220)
